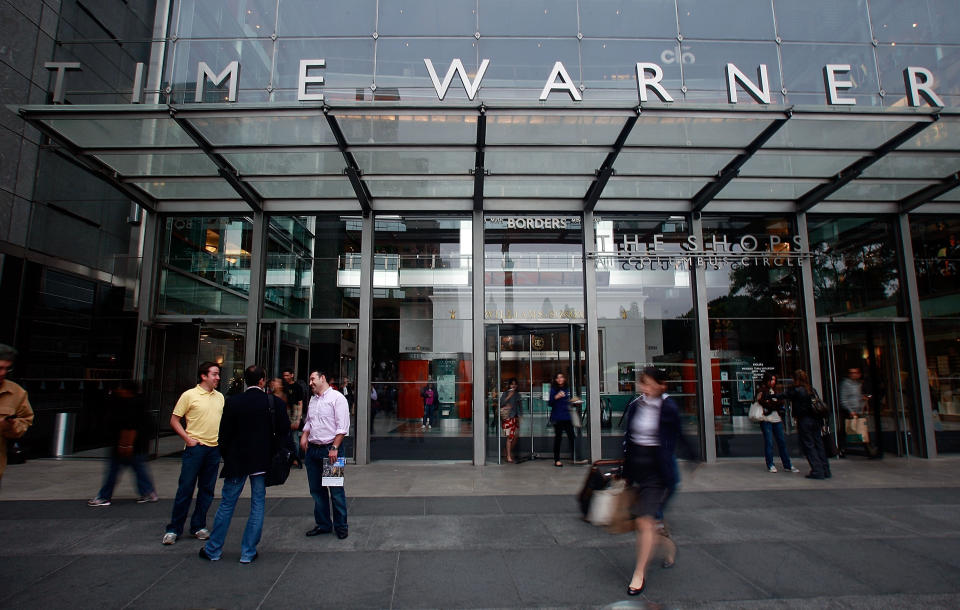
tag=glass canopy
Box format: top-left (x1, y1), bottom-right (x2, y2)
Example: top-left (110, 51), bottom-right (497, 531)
top-left (15, 102), bottom-right (959, 213)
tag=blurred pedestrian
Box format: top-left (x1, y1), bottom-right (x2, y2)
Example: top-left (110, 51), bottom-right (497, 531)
top-left (0, 344), bottom-right (34, 490)
top-left (88, 381), bottom-right (159, 506)
top-left (499, 378), bottom-right (521, 463)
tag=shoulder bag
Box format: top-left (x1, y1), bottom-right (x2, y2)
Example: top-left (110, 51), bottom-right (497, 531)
top-left (810, 389), bottom-right (830, 418)
top-left (265, 394), bottom-right (293, 487)
top-left (748, 400), bottom-right (766, 423)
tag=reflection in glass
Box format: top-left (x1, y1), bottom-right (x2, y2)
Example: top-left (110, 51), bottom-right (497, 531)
top-left (924, 319), bottom-right (960, 453)
top-left (594, 215), bottom-right (701, 458)
top-left (158, 216), bottom-right (253, 315)
top-left (371, 216), bottom-right (474, 460)
top-left (678, 0), bottom-right (775, 40)
top-left (173, 0), bottom-right (277, 38)
top-left (774, 0), bottom-right (872, 43)
top-left (579, 0), bottom-right (678, 38)
top-left (808, 216), bottom-right (903, 318)
top-left (478, 0), bottom-right (577, 36)
top-left (680, 41), bottom-right (781, 102)
top-left (277, 0), bottom-right (376, 36)
top-left (869, 0), bottom-right (960, 44)
top-left (273, 39), bottom-right (374, 90)
top-left (875, 43), bottom-right (960, 108)
top-left (779, 43), bottom-right (878, 103)
top-left (378, 0), bottom-right (477, 36)
top-left (264, 215), bottom-right (362, 319)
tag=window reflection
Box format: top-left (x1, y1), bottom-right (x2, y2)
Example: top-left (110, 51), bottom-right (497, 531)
top-left (579, 0), bottom-right (678, 38)
top-left (478, 0), bottom-right (577, 36)
top-left (780, 43), bottom-right (878, 104)
top-left (174, 0), bottom-right (277, 38)
top-left (377, 0), bottom-right (477, 36)
top-left (774, 0), bottom-right (872, 43)
top-left (678, 0), bottom-right (775, 40)
top-left (277, 0), bottom-right (376, 36)
top-left (870, 0), bottom-right (960, 44)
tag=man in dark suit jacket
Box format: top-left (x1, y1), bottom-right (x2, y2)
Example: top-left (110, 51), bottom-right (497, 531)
top-left (200, 365), bottom-right (290, 563)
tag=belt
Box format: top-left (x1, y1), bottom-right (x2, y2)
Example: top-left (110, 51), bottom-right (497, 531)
top-left (309, 441), bottom-right (336, 448)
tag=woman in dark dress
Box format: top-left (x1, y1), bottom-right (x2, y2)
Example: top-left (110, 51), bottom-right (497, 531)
top-left (786, 369), bottom-right (831, 480)
top-left (623, 367), bottom-right (679, 596)
top-left (548, 372), bottom-right (575, 467)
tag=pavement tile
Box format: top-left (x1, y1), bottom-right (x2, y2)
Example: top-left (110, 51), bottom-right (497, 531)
top-left (257, 516), bottom-right (371, 552)
top-left (367, 514), bottom-right (553, 551)
top-left (700, 540), bottom-right (875, 599)
top-left (350, 497), bottom-right (426, 516)
top-left (425, 495), bottom-right (502, 515)
top-left (393, 549), bottom-right (522, 608)
top-left (537, 511), bottom-right (635, 548)
top-left (879, 535), bottom-right (960, 571)
top-left (849, 504), bottom-right (960, 536)
top-left (787, 538), bottom-right (960, 595)
top-left (699, 489), bottom-right (838, 508)
top-left (0, 554), bottom-right (184, 610)
top-left (133, 551), bottom-right (295, 609)
top-left (496, 494), bottom-right (581, 514)
top-left (263, 496), bottom-right (317, 517)
top-left (664, 508), bottom-right (821, 545)
top-left (599, 543), bottom-right (768, 603)
top-left (505, 546), bottom-right (630, 606)
top-left (772, 504), bottom-right (916, 540)
top-left (0, 555), bottom-right (78, 606)
top-left (0, 518), bottom-right (125, 556)
top-left (261, 550), bottom-right (397, 609)
top-left (0, 498), bottom-right (171, 520)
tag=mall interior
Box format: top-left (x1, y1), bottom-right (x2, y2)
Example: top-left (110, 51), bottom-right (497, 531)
top-left (1, 0), bottom-right (958, 466)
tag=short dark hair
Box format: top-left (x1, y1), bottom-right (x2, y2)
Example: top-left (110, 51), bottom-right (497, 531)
top-left (198, 361), bottom-right (219, 381)
top-left (282, 368), bottom-right (294, 376)
top-left (244, 365), bottom-right (266, 387)
top-left (311, 370), bottom-right (329, 383)
top-left (642, 366), bottom-right (668, 385)
top-left (0, 343), bottom-right (17, 362)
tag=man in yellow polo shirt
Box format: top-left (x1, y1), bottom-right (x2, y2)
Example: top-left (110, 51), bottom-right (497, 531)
top-left (162, 361), bottom-right (224, 545)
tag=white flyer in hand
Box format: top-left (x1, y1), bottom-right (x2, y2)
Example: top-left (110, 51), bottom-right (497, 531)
top-left (322, 457), bottom-right (345, 486)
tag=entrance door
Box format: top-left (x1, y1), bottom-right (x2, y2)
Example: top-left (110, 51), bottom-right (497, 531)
top-left (485, 324), bottom-right (588, 463)
top-left (819, 322), bottom-right (920, 458)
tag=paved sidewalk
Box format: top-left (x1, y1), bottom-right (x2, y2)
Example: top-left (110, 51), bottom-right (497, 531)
top-left (1, 457), bottom-right (959, 608)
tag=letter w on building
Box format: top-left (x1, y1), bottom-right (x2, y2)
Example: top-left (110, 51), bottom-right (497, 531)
top-left (424, 58), bottom-right (490, 101)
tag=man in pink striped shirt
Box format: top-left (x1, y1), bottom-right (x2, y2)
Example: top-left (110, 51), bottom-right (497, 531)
top-left (301, 371), bottom-right (350, 539)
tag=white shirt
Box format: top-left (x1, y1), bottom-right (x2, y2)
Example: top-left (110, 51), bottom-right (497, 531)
top-left (303, 387), bottom-right (350, 445)
top-left (629, 394), bottom-right (663, 447)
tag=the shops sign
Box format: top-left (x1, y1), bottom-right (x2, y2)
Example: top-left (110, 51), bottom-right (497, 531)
top-left (44, 58), bottom-right (945, 107)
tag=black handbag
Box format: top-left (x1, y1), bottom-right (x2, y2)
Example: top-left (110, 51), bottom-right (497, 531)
top-left (265, 395), bottom-right (293, 487)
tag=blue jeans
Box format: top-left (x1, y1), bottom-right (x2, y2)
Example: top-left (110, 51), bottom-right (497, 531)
top-left (305, 444), bottom-right (348, 532)
top-left (423, 404), bottom-right (435, 426)
top-left (165, 444), bottom-right (221, 536)
top-left (97, 453), bottom-right (155, 500)
top-left (760, 420), bottom-right (793, 469)
top-left (204, 474), bottom-right (265, 562)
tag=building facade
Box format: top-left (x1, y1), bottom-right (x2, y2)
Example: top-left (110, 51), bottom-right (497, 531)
top-left (2, 0), bottom-right (958, 464)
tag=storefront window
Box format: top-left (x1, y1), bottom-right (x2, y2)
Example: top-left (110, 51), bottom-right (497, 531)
top-left (911, 216), bottom-right (960, 453)
top-left (264, 215), bottom-right (362, 319)
top-left (370, 215), bottom-right (473, 460)
top-left (594, 215), bottom-right (701, 458)
top-left (702, 215), bottom-right (807, 458)
top-left (158, 216), bottom-right (253, 316)
top-left (809, 216), bottom-right (903, 318)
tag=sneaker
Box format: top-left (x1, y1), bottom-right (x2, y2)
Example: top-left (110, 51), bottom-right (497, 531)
top-left (767, 465), bottom-right (778, 473)
top-left (137, 492), bottom-right (159, 503)
top-left (193, 528), bottom-right (210, 540)
top-left (428, 424), bottom-right (432, 429)
top-left (785, 466), bottom-right (800, 473)
top-left (87, 497), bottom-right (111, 507)
top-left (162, 532), bottom-right (177, 545)
top-left (421, 424), bottom-right (426, 430)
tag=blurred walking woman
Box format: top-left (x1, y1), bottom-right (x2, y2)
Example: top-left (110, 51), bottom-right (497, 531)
top-left (548, 372), bottom-right (574, 467)
top-left (623, 367), bottom-right (679, 596)
top-left (786, 369), bottom-right (832, 480)
top-left (499, 378), bottom-right (521, 463)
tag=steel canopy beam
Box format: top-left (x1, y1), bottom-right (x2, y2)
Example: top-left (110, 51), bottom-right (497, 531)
top-left (796, 116), bottom-right (939, 213)
top-left (22, 112), bottom-right (159, 213)
top-left (691, 115), bottom-right (791, 212)
top-left (169, 109), bottom-right (263, 212)
top-left (473, 109), bottom-right (487, 212)
top-left (324, 108), bottom-right (372, 215)
top-left (583, 111), bottom-right (638, 211)
top-left (899, 171), bottom-right (960, 213)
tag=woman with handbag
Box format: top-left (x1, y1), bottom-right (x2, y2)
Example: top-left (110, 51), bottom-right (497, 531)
top-left (785, 369), bottom-right (832, 480)
top-left (623, 366), bottom-right (679, 596)
top-left (757, 372), bottom-right (799, 474)
top-left (548, 372), bottom-right (575, 467)
top-left (499, 378), bottom-right (521, 463)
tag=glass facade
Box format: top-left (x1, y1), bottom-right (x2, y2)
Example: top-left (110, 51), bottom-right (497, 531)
top-left (2, 0), bottom-right (959, 465)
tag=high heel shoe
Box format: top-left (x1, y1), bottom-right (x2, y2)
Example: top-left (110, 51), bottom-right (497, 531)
top-left (627, 580), bottom-right (645, 596)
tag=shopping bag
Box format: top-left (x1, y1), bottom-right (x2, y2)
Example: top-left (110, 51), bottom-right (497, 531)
top-left (605, 484), bottom-right (637, 534)
top-left (748, 401), bottom-right (766, 423)
top-left (845, 417), bottom-right (870, 444)
top-left (586, 479), bottom-right (625, 526)
top-left (577, 459), bottom-right (623, 516)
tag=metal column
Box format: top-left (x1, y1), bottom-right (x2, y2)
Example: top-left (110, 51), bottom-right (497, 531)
top-left (132, 211), bottom-right (159, 382)
top-left (797, 213), bottom-right (823, 394)
top-left (582, 210), bottom-right (602, 462)
top-left (244, 212), bottom-right (266, 366)
top-left (898, 213), bottom-right (938, 459)
top-left (691, 215), bottom-right (717, 462)
top-left (472, 210), bottom-right (486, 465)
top-left (355, 213), bottom-right (375, 464)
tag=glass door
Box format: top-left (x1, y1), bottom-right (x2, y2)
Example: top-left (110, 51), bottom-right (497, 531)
top-left (485, 324), bottom-right (588, 463)
top-left (819, 322), bottom-right (919, 458)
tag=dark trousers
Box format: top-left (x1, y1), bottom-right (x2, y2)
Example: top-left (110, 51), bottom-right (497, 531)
top-left (305, 444), bottom-right (348, 533)
top-left (553, 420), bottom-right (576, 462)
top-left (798, 417), bottom-right (831, 478)
top-left (165, 444), bottom-right (220, 536)
top-left (97, 453), bottom-right (155, 500)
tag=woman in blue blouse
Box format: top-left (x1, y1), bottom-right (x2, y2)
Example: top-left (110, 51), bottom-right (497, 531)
top-left (548, 372), bottom-right (575, 467)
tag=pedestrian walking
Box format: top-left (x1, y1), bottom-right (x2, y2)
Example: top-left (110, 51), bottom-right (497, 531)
top-left (302, 371), bottom-right (351, 540)
top-left (0, 344), bottom-right (34, 491)
top-left (88, 381), bottom-right (158, 506)
top-left (162, 361), bottom-right (224, 545)
top-left (623, 366), bottom-right (679, 596)
top-left (499, 378), bottom-right (521, 463)
top-left (199, 365), bottom-right (290, 563)
top-left (786, 369), bottom-right (832, 480)
top-left (756, 372), bottom-right (799, 474)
